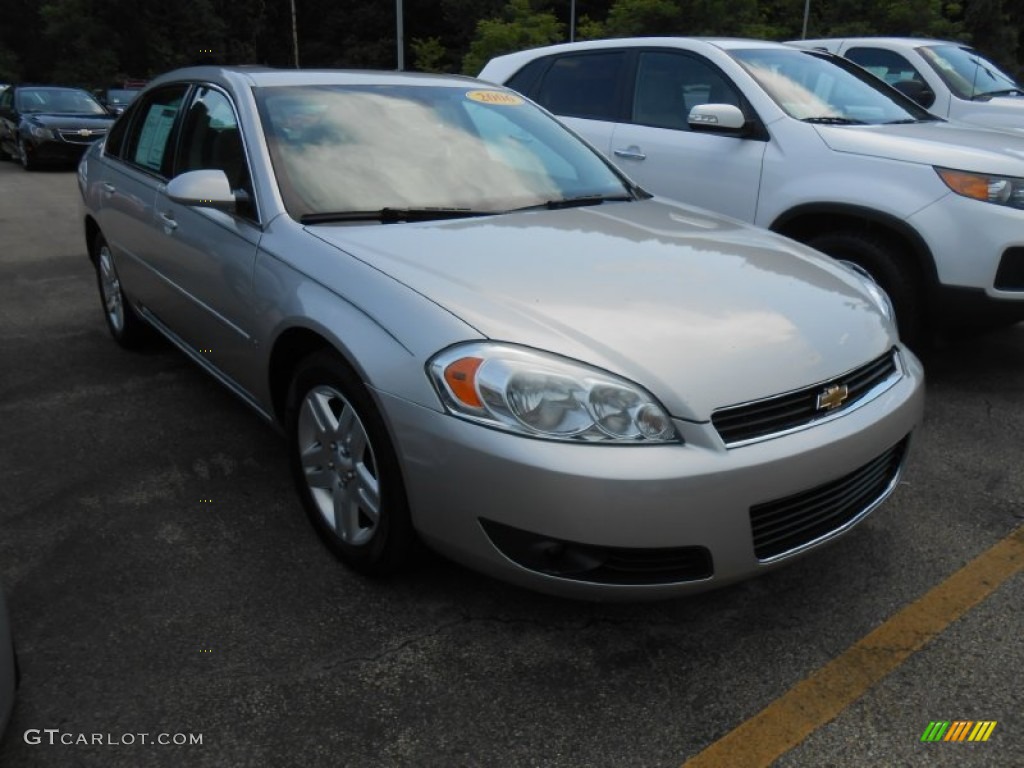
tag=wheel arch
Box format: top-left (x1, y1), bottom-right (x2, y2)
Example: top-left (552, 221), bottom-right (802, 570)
top-left (84, 215), bottom-right (101, 263)
top-left (770, 203), bottom-right (938, 286)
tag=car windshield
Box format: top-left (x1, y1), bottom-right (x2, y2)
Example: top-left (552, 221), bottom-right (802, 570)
top-left (917, 45), bottom-right (1021, 99)
top-left (254, 83), bottom-right (631, 221)
top-left (730, 48), bottom-right (934, 124)
top-left (16, 87), bottom-right (107, 115)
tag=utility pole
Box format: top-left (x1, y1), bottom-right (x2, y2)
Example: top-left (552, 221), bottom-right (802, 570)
top-left (291, 0), bottom-right (300, 67)
top-left (397, 0), bottom-right (405, 70)
top-left (801, 0), bottom-right (810, 40)
top-left (570, 0), bottom-right (576, 42)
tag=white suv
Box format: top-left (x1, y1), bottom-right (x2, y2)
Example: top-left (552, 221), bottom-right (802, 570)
top-left (480, 38), bottom-right (1024, 344)
top-left (791, 37), bottom-right (1024, 132)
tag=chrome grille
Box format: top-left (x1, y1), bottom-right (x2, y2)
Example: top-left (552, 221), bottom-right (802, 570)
top-left (750, 437), bottom-right (907, 561)
top-left (59, 128), bottom-right (107, 144)
top-left (712, 348), bottom-right (899, 447)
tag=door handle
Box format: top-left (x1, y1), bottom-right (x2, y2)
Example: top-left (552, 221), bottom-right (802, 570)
top-left (159, 211), bottom-right (178, 234)
top-left (101, 182), bottom-right (115, 196)
top-left (613, 146), bottom-right (647, 161)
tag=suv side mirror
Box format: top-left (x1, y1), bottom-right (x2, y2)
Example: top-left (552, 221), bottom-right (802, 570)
top-left (688, 104), bottom-right (747, 133)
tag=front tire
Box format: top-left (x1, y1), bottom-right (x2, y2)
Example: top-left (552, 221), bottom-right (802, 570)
top-left (806, 230), bottom-right (926, 348)
top-left (93, 233), bottom-right (149, 348)
top-left (286, 351), bottom-right (414, 576)
top-left (18, 138), bottom-right (37, 170)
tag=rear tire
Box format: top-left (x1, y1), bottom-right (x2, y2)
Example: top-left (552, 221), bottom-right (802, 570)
top-left (806, 230), bottom-right (927, 348)
top-left (286, 351), bottom-right (415, 576)
top-left (93, 233), bottom-right (150, 348)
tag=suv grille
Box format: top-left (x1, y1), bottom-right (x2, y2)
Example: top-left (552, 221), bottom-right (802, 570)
top-left (712, 349), bottom-right (899, 447)
top-left (750, 437), bottom-right (908, 561)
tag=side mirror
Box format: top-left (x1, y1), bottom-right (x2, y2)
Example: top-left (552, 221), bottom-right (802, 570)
top-left (688, 103), bottom-right (747, 133)
top-left (165, 169), bottom-right (236, 212)
top-left (891, 80), bottom-right (935, 109)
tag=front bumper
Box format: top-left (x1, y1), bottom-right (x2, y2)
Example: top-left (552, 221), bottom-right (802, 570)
top-left (380, 346), bottom-right (925, 600)
top-left (23, 135), bottom-right (97, 165)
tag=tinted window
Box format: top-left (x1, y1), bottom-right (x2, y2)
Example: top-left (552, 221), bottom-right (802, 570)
top-left (536, 52), bottom-right (627, 121)
top-left (124, 85), bottom-right (188, 176)
top-left (846, 48), bottom-right (924, 86)
top-left (0, 89), bottom-right (11, 111)
top-left (104, 101), bottom-right (138, 159)
top-left (633, 52), bottom-right (743, 130)
top-left (505, 57), bottom-right (549, 97)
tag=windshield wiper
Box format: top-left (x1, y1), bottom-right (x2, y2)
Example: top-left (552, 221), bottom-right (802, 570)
top-left (300, 207), bottom-right (494, 225)
top-left (509, 194), bottom-right (635, 213)
top-left (971, 88), bottom-right (1023, 100)
top-left (801, 116), bottom-right (867, 125)
top-left (883, 117), bottom-right (940, 124)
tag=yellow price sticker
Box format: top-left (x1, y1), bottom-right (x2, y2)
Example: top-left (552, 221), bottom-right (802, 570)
top-left (466, 90), bottom-right (524, 106)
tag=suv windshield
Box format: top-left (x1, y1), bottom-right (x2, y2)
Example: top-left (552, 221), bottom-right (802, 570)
top-left (16, 87), bottom-right (107, 115)
top-left (918, 45), bottom-right (1021, 99)
top-left (730, 48), bottom-right (934, 124)
top-left (255, 84), bottom-right (631, 221)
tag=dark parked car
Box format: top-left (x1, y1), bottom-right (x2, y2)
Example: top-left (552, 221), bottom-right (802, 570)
top-left (97, 85), bottom-right (144, 115)
top-left (0, 85), bottom-right (115, 169)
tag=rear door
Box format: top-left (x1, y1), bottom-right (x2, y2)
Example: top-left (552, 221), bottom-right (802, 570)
top-left (520, 51), bottom-right (630, 156)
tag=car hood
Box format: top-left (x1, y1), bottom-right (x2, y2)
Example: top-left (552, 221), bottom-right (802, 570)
top-left (308, 200), bottom-right (895, 421)
top-left (956, 97), bottom-right (1024, 135)
top-left (814, 120), bottom-right (1024, 175)
top-left (24, 113), bottom-right (114, 129)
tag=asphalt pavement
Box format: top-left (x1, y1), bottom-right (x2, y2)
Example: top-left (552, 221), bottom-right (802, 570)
top-left (0, 160), bottom-right (1021, 767)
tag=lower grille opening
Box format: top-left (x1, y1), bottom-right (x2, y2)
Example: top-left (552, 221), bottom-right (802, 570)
top-left (750, 436), bottom-right (908, 561)
top-left (480, 519), bottom-right (713, 585)
top-left (995, 247), bottom-right (1024, 291)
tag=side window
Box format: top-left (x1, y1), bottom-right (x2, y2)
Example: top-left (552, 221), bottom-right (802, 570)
top-left (124, 85), bottom-right (189, 177)
top-left (0, 89), bottom-right (12, 111)
top-left (104, 102), bottom-right (137, 159)
top-left (176, 86), bottom-right (256, 220)
top-left (846, 47), bottom-right (935, 108)
top-left (535, 52), bottom-right (627, 121)
top-left (633, 52), bottom-right (744, 131)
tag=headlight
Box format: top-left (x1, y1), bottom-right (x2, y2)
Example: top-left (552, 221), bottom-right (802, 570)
top-left (28, 124), bottom-right (55, 140)
top-left (837, 260), bottom-right (896, 326)
top-left (428, 343), bottom-right (680, 443)
top-left (935, 167), bottom-right (1024, 209)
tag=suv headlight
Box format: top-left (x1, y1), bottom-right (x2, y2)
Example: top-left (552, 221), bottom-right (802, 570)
top-left (935, 167), bottom-right (1024, 209)
top-left (428, 343), bottom-right (679, 443)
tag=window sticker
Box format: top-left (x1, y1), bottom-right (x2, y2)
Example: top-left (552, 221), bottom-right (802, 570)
top-left (134, 104), bottom-right (177, 171)
top-left (466, 90), bottom-right (524, 106)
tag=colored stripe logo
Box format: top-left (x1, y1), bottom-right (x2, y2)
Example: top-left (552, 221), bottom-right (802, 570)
top-left (921, 721), bottom-right (997, 742)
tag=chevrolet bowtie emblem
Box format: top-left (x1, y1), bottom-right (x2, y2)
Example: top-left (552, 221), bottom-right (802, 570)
top-left (817, 384), bottom-right (849, 411)
top-left (78, 129), bottom-right (92, 136)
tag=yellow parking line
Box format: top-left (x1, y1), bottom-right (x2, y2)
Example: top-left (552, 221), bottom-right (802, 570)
top-left (682, 525), bottom-right (1024, 768)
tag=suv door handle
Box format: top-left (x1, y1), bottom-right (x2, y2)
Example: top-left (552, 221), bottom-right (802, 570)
top-left (101, 182), bottom-right (116, 196)
top-left (613, 146), bottom-right (647, 161)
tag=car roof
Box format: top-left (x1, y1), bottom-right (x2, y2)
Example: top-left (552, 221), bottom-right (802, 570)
top-left (147, 66), bottom-right (483, 92)
top-left (796, 37), bottom-right (961, 48)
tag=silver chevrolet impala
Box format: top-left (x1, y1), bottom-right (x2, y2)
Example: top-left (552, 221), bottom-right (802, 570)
top-left (78, 67), bottom-right (924, 599)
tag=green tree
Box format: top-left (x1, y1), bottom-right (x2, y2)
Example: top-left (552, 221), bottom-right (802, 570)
top-left (412, 36), bottom-right (451, 72)
top-left (965, 0), bottom-right (1018, 75)
top-left (0, 45), bottom-right (19, 82)
top-left (604, 0), bottom-right (681, 36)
top-left (462, 0), bottom-right (565, 75)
